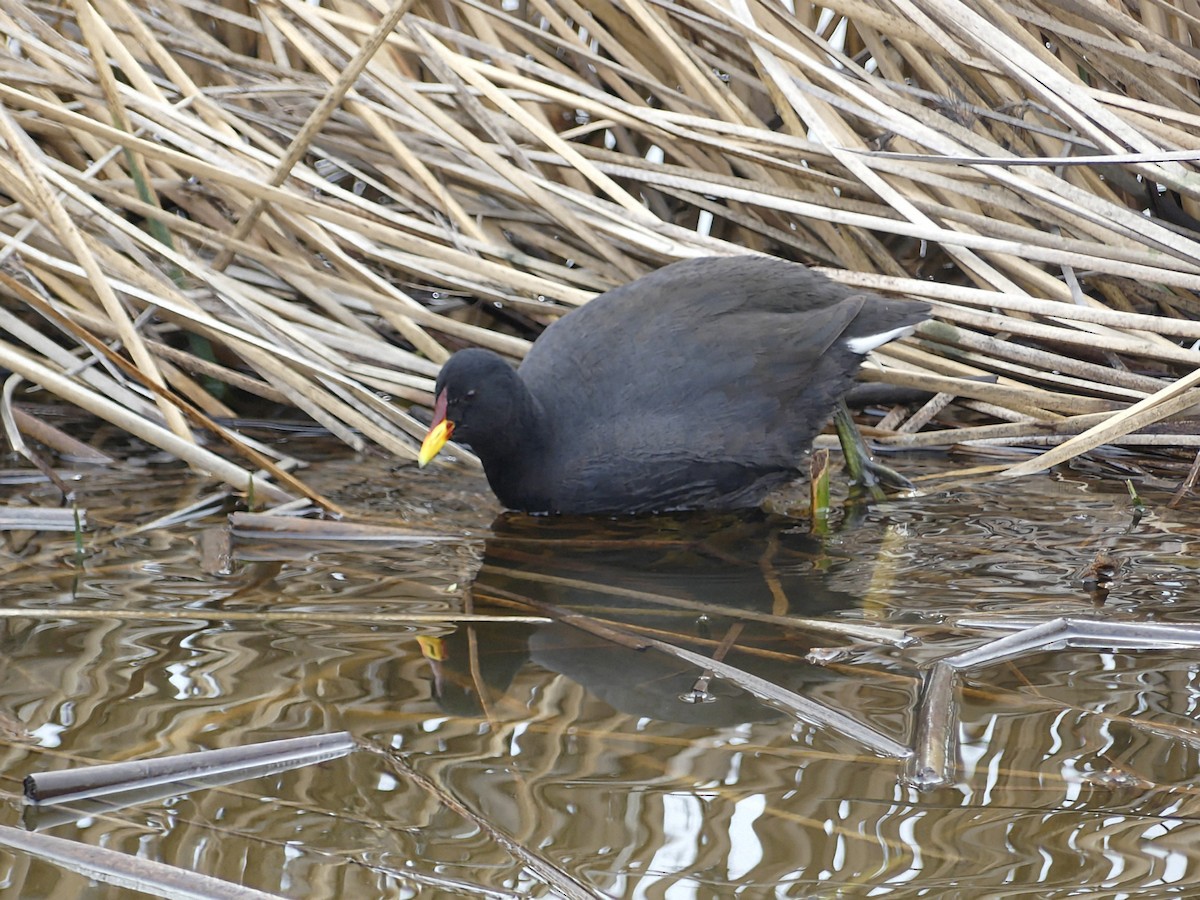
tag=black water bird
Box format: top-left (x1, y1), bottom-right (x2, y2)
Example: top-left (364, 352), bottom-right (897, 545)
top-left (419, 256), bottom-right (928, 515)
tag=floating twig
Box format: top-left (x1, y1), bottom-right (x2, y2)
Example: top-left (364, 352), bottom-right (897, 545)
top-left (909, 618), bottom-right (1200, 788)
top-left (0, 607), bottom-right (548, 626)
top-left (0, 825), bottom-right (285, 900)
top-left (25, 732), bottom-right (357, 806)
top-left (0, 506), bottom-right (86, 532)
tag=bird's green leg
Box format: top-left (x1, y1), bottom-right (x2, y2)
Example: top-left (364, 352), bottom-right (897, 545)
top-left (833, 401), bottom-right (914, 499)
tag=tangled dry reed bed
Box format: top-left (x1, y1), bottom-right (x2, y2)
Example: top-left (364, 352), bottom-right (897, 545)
top-left (2, 0), bottom-right (1200, 505)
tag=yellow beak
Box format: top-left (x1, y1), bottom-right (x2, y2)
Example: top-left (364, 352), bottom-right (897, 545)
top-left (418, 418), bottom-right (453, 467)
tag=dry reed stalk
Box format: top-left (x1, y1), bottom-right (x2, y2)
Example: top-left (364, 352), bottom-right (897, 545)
top-left (0, 0), bottom-right (1198, 495)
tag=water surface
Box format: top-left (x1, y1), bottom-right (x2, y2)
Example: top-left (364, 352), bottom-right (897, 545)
top-left (2, 450), bottom-right (1199, 897)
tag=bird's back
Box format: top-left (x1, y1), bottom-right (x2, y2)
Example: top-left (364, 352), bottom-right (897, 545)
top-left (515, 256), bottom-right (926, 513)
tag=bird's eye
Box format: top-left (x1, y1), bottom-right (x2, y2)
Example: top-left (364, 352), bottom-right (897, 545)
top-left (465, 389), bottom-right (477, 400)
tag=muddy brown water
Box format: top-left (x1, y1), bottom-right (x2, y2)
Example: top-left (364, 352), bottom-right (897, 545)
top-left (2, 447), bottom-right (1200, 897)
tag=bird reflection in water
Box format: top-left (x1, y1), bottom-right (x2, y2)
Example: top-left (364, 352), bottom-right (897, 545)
top-left (420, 510), bottom-right (873, 727)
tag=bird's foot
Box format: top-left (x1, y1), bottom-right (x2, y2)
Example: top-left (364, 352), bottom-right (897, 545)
top-left (833, 402), bottom-right (915, 500)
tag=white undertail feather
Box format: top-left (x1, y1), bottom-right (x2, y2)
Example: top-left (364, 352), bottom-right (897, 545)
top-left (844, 324), bottom-right (918, 355)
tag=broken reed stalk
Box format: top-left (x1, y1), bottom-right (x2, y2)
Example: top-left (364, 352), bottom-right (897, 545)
top-left (0, 0), bottom-right (1198, 491)
top-left (0, 826), bottom-right (286, 900)
top-left (24, 732), bottom-right (357, 805)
